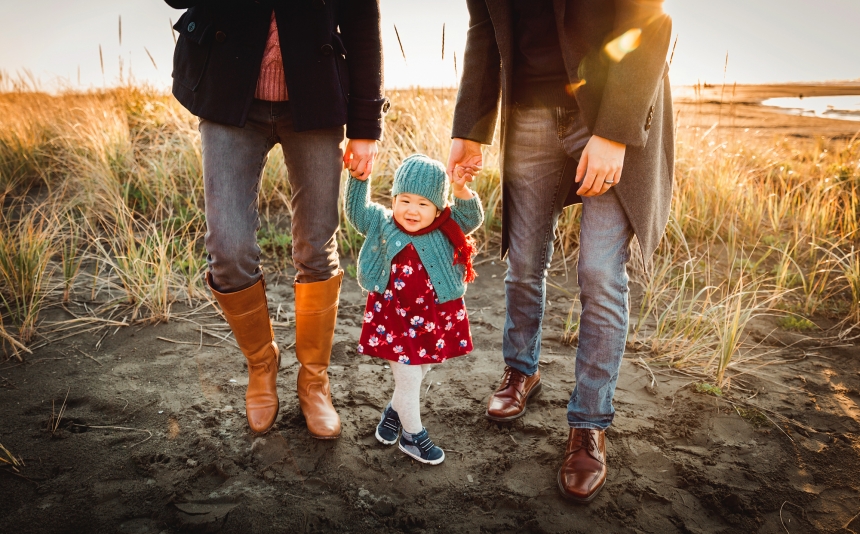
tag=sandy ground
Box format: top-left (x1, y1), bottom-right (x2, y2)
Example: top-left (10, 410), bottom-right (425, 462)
top-left (2, 261), bottom-right (860, 533)
top-left (2, 88), bottom-right (860, 533)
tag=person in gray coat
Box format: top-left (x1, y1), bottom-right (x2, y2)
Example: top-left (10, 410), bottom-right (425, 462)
top-left (447, 0), bottom-right (674, 503)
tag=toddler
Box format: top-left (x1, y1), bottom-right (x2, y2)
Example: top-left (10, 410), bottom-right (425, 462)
top-left (344, 154), bottom-right (484, 464)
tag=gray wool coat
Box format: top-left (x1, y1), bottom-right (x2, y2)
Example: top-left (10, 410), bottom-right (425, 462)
top-left (452, 0), bottom-right (674, 269)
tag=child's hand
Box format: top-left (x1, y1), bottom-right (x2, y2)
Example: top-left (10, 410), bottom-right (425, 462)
top-left (451, 166), bottom-right (475, 200)
top-left (344, 139), bottom-right (377, 181)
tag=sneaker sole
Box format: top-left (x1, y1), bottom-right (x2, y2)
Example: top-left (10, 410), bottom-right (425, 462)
top-left (485, 381), bottom-right (543, 422)
top-left (398, 443), bottom-right (445, 465)
top-left (375, 427), bottom-right (398, 446)
top-left (556, 470), bottom-right (605, 504)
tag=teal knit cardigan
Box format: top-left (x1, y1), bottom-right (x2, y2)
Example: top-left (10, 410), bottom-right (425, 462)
top-left (343, 176), bottom-right (484, 303)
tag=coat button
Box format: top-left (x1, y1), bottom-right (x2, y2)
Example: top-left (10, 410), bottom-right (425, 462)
top-left (187, 21), bottom-right (196, 32)
top-left (395, 240), bottom-right (401, 246)
top-left (382, 100), bottom-right (391, 113)
top-left (215, 31), bottom-right (227, 43)
top-left (374, 285), bottom-right (379, 291)
top-left (320, 44), bottom-right (334, 56)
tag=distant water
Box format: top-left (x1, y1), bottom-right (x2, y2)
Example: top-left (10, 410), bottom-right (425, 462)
top-left (762, 95), bottom-right (860, 121)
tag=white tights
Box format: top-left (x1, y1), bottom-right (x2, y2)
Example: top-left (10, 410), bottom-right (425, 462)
top-left (390, 361), bottom-right (432, 434)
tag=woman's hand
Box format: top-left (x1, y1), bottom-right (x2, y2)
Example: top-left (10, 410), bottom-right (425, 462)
top-left (344, 139), bottom-right (378, 181)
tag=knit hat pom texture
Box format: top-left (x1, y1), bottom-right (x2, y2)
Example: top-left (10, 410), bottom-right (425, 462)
top-left (391, 154), bottom-right (449, 210)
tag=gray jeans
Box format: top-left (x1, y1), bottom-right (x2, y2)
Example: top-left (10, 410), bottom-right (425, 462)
top-left (200, 99), bottom-right (344, 292)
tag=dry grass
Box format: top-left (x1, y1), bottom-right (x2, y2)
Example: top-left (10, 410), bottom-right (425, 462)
top-left (0, 86), bottom-right (858, 387)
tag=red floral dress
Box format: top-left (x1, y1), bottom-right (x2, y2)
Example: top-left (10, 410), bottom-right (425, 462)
top-left (358, 244), bottom-right (473, 364)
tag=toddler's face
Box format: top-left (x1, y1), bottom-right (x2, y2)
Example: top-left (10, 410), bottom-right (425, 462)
top-left (392, 193), bottom-right (440, 232)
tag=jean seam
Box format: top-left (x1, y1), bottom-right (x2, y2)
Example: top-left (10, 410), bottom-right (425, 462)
top-left (252, 144), bottom-right (269, 266)
top-left (525, 157), bottom-right (566, 368)
top-left (556, 107), bottom-right (564, 141)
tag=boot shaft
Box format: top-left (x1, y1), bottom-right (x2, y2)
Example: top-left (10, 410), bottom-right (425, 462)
top-left (208, 273), bottom-right (275, 362)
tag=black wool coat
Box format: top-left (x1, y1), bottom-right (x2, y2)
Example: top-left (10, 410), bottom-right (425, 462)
top-left (452, 0), bottom-right (674, 266)
top-left (165, 0), bottom-right (388, 140)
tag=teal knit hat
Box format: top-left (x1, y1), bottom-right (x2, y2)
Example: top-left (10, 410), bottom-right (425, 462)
top-left (391, 154), bottom-right (449, 210)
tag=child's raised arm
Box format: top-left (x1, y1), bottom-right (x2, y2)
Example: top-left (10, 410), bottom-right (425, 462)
top-left (343, 175), bottom-right (386, 236)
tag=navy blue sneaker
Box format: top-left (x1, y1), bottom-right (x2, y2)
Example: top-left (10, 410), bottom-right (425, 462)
top-left (375, 403), bottom-right (401, 445)
top-left (398, 428), bottom-right (445, 465)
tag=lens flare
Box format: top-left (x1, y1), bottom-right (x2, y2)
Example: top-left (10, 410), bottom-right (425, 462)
top-left (565, 80), bottom-right (586, 96)
top-left (605, 28), bottom-right (642, 62)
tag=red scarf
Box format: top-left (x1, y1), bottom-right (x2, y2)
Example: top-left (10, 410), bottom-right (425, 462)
top-left (393, 207), bottom-right (478, 283)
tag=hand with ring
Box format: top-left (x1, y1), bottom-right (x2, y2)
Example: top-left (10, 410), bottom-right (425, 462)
top-left (575, 135), bottom-right (626, 197)
top-left (343, 139), bottom-right (379, 182)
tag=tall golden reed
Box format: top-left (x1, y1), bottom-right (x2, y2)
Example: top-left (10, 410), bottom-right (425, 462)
top-left (0, 86), bottom-right (857, 385)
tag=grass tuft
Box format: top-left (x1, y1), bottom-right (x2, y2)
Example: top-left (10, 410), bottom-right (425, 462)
top-left (0, 87), bottom-right (856, 380)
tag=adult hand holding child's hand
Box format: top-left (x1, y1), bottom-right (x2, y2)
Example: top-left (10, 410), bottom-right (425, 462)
top-left (446, 138), bottom-right (482, 183)
top-left (344, 139), bottom-right (378, 181)
top-left (451, 166), bottom-right (476, 200)
top-left (447, 138), bottom-right (481, 200)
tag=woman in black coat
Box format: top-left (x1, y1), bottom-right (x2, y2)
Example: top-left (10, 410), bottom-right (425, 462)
top-left (166, 0), bottom-right (388, 438)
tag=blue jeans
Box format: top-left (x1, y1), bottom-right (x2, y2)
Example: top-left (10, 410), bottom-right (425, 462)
top-left (200, 100), bottom-right (344, 292)
top-left (502, 105), bottom-right (633, 430)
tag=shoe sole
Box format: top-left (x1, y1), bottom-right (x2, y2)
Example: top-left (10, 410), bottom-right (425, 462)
top-left (398, 443), bottom-right (445, 465)
top-left (484, 381), bottom-right (543, 422)
top-left (556, 470), bottom-right (605, 504)
top-left (308, 429), bottom-right (341, 440)
top-left (375, 427), bottom-right (398, 446)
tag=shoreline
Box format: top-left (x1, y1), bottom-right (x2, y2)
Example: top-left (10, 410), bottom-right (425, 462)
top-left (672, 81), bottom-right (860, 105)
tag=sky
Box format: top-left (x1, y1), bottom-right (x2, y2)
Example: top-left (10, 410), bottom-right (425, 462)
top-left (1, 0), bottom-right (859, 91)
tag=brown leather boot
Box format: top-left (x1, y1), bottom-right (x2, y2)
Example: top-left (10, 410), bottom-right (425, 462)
top-left (485, 366), bottom-right (542, 421)
top-left (208, 273), bottom-right (280, 434)
top-left (557, 428), bottom-right (607, 503)
top-left (294, 271), bottom-right (343, 439)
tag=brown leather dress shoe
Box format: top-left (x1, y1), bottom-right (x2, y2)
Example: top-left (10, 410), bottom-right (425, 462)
top-left (557, 428), bottom-right (607, 503)
top-left (485, 366), bottom-right (542, 422)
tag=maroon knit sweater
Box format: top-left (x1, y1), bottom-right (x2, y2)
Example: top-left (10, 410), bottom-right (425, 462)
top-left (255, 11), bottom-right (288, 101)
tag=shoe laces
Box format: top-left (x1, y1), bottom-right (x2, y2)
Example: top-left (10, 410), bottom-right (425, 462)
top-left (500, 366), bottom-right (526, 389)
top-left (570, 429), bottom-right (598, 456)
